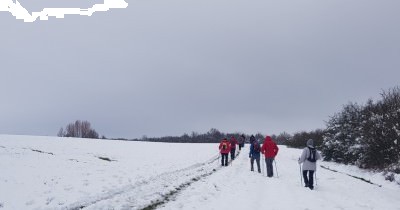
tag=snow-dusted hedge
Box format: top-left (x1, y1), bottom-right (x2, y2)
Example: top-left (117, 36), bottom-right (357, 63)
top-left (322, 87), bottom-right (400, 172)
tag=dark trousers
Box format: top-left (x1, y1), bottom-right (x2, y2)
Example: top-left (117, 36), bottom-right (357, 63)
top-left (221, 153), bottom-right (228, 166)
top-left (303, 170), bottom-right (315, 187)
top-left (265, 158), bottom-right (274, 177)
top-left (239, 144), bottom-right (243, 150)
top-left (251, 157), bottom-right (261, 172)
top-left (230, 148), bottom-right (236, 160)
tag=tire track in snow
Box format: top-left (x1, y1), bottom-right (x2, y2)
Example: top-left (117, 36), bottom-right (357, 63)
top-left (137, 150), bottom-right (241, 210)
top-left (65, 153), bottom-right (225, 210)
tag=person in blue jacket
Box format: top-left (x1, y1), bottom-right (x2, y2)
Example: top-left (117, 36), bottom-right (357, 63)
top-left (249, 136), bottom-right (261, 173)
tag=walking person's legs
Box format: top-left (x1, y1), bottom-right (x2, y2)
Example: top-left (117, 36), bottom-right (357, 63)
top-left (265, 158), bottom-right (273, 177)
top-left (256, 157), bottom-right (261, 173)
top-left (308, 170), bottom-right (315, 189)
top-left (270, 158), bottom-right (274, 177)
top-left (266, 158), bottom-right (274, 177)
top-left (250, 157), bottom-right (255, 171)
top-left (303, 170), bottom-right (309, 187)
top-left (222, 154), bottom-right (228, 166)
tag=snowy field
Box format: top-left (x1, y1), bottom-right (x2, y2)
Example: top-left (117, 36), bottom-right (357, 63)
top-left (0, 135), bottom-right (399, 210)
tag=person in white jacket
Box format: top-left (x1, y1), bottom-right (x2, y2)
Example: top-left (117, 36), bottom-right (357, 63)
top-left (298, 139), bottom-right (321, 190)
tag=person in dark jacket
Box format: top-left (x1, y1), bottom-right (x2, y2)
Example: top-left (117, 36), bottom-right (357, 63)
top-left (249, 135), bottom-right (256, 145)
top-left (261, 136), bottom-right (279, 177)
top-left (249, 139), bottom-right (261, 172)
top-left (238, 134), bottom-right (245, 150)
top-left (219, 138), bottom-right (230, 166)
top-left (298, 139), bottom-right (321, 190)
top-left (229, 136), bottom-right (238, 160)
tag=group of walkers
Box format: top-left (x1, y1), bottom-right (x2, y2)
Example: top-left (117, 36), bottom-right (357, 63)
top-left (219, 134), bottom-right (321, 190)
top-left (248, 135), bottom-right (279, 177)
top-left (218, 135), bottom-right (245, 166)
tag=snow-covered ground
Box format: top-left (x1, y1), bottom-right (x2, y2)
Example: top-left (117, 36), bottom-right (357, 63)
top-left (0, 135), bottom-right (399, 210)
top-left (0, 135), bottom-right (218, 209)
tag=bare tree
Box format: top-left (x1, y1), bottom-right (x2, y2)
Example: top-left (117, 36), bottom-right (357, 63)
top-left (60, 120), bottom-right (99, 139)
top-left (57, 127), bottom-right (65, 137)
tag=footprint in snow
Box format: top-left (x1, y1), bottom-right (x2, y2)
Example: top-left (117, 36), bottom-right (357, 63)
top-left (64, 186), bottom-right (73, 191)
top-left (83, 180), bottom-right (90, 186)
top-left (25, 200), bottom-right (35, 206)
top-left (46, 197), bottom-right (55, 205)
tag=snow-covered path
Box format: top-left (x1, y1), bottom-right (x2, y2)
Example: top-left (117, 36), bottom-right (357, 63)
top-left (160, 146), bottom-right (400, 210)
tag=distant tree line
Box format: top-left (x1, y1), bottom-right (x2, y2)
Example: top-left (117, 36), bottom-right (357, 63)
top-left (130, 128), bottom-right (322, 147)
top-left (282, 129), bottom-right (324, 149)
top-left (134, 128), bottom-right (266, 144)
top-left (133, 129), bottom-right (297, 145)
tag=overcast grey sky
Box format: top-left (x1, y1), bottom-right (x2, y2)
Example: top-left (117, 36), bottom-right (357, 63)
top-left (1, 0), bottom-right (399, 139)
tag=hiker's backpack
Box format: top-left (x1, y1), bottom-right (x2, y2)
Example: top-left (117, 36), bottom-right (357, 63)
top-left (307, 147), bottom-right (317, 162)
top-left (253, 141), bottom-right (260, 153)
top-left (222, 142), bottom-right (228, 150)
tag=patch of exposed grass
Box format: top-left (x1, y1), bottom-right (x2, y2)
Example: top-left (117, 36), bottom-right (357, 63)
top-left (321, 165), bottom-right (382, 187)
top-left (31, 149), bottom-right (54, 155)
top-left (97, 156), bottom-right (116, 162)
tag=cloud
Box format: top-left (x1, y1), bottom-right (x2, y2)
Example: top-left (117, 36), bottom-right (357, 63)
top-left (0, 0), bottom-right (128, 22)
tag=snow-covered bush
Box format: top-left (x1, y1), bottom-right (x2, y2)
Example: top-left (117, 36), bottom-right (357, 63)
top-left (322, 87), bottom-right (400, 171)
top-left (322, 102), bottom-right (364, 164)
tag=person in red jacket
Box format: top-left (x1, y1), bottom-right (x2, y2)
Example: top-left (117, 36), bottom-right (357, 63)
top-left (261, 136), bottom-right (279, 177)
top-left (219, 138), bottom-right (231, 166)
top-left (229, 136), bottom-right (239, 160)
